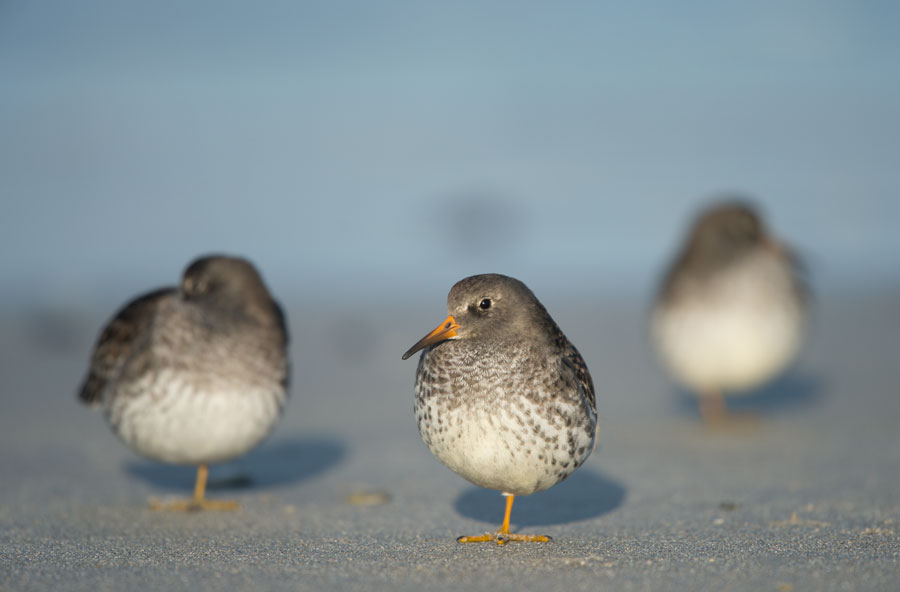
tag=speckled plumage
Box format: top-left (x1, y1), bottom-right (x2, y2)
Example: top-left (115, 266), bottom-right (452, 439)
top-left (652, 202), bottom-right (807, 416)
top-left (79, 255), bottom-right (289, 475)
top-left (407, 274), bottom-right (596, 500)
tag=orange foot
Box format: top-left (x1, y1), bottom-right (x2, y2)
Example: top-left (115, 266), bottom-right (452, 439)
top-left (456, 493), bottom-right (552, 545)
top-left (699, 391), bottom-right (760, 431)
top-left (457, 532), bottom-right (551, 546)
top-left (148, 463), bottom-right (240, 512)
top-left (149, 497), bottom-right (239, 512)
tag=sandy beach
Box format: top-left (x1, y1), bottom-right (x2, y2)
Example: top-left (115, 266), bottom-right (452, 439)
top-left (1, 288), bottom-right (898, 591)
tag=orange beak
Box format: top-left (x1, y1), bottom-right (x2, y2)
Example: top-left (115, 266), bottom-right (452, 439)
top-left (762, 234), bottom-right (804, 272)
top-left (402, 315), bottom-right (460, 360)
top-left (761, 234), bottom-right (784, 255)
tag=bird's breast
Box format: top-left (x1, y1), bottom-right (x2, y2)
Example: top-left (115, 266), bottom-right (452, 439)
top-left (413, 345), bottom-right (595, 495)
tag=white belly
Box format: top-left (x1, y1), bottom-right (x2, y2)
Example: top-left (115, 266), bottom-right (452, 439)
top-left (418, 396), bottom-right (594, 496)
top-left (653, 256), bottom-right (805, 395)
top-left (106, 369), bottom-right (285, 465)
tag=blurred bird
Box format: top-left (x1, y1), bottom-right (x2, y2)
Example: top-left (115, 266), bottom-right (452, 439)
top-left (78, 255), bottom-right (289, 510)
top-left (652, 201), bottom-right (807, 426)
top-left (403, 274), bottom-right (596, 544)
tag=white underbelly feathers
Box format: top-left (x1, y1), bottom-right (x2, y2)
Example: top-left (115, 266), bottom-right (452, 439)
top-left (106, 368), bottom-right (285, 465)
top-left (653, 257), bottom-right (805, 395)
top-left (417, 390), bottom-right (594, 496)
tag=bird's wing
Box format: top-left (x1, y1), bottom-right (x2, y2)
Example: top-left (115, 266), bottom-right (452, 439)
top-left (77, 288), bottom-right (173, 406)
top-left (271, 298), bottom-right (291, 390)
top-left (785, 245), bottom-right (813, 304)
top-left (549, 319), bottom-right (596, 419)
top-left (561, 343), bottom-right (596, 418)
top-left (272, 298), bottom-right (289, 347)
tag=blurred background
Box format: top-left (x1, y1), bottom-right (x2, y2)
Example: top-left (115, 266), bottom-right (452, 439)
top-left (3, 1), bottom-right (899, 308)
top-left (1, 1), bottom-right (898, 427)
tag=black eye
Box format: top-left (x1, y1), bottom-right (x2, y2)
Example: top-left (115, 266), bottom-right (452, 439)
top-left (479, 298), bottom-right (492, 310)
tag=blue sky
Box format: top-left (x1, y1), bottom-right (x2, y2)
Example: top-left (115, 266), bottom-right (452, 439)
top-left (2, 1), bottom-right (898, 307)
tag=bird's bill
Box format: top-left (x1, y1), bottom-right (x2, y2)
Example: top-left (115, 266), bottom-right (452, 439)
top-left (763, 234), bottom-right (805, 273)
top-left (401, 315), bottom-right (460, 360)
top-left (762, 234), bottom-right (792, 258)
top-left (762, 234), bottom-right (782, 252)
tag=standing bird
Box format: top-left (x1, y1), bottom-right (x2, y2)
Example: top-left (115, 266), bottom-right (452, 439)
top-left (652, 201), bottom-right (807, 426)
top-left (402, 274), bottom-right (597, 544)
top-left (78, 255), bottom-right (289, 510)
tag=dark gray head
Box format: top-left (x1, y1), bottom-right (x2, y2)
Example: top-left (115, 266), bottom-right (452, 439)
top-left (446, 274), bottom-right (555, 341)
top-left (676, 201), bottom-right (771, 273)
top-left (402, 273), bottom-right (556, 359)
top-left (180, 255), bottom-right (278, 324)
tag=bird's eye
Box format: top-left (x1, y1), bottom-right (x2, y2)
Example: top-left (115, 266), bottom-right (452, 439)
top-left (479, 298), bottom-right (492, 310)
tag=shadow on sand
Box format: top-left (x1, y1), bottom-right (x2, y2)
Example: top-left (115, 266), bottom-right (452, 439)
top-left (125, 435), bottom-right (345, 492)
top-left (674, 371), bottom-right (824, 418)
top-left (453, 468), bottom-right (626, 527)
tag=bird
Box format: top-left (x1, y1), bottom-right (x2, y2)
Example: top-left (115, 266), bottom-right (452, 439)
top-left (402, 274), bottom-right (597, 545)
top-left (78, 255), bottom-right (289, 510)
top-left (651, 201), bottom-right (807, 426)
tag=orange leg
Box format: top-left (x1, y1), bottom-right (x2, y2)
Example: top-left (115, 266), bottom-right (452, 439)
top-left (457, 493), bottom-right (552, 545)
top-left (698, 390), bottom-right (759, 430)
top-left (698, 390), bottom-right (728, 425)
top-left (149, 464), bottom-right (240, 511)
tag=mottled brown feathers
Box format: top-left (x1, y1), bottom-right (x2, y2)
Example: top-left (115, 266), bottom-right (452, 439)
top-left (78, 288), bottom-right (172, 406)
